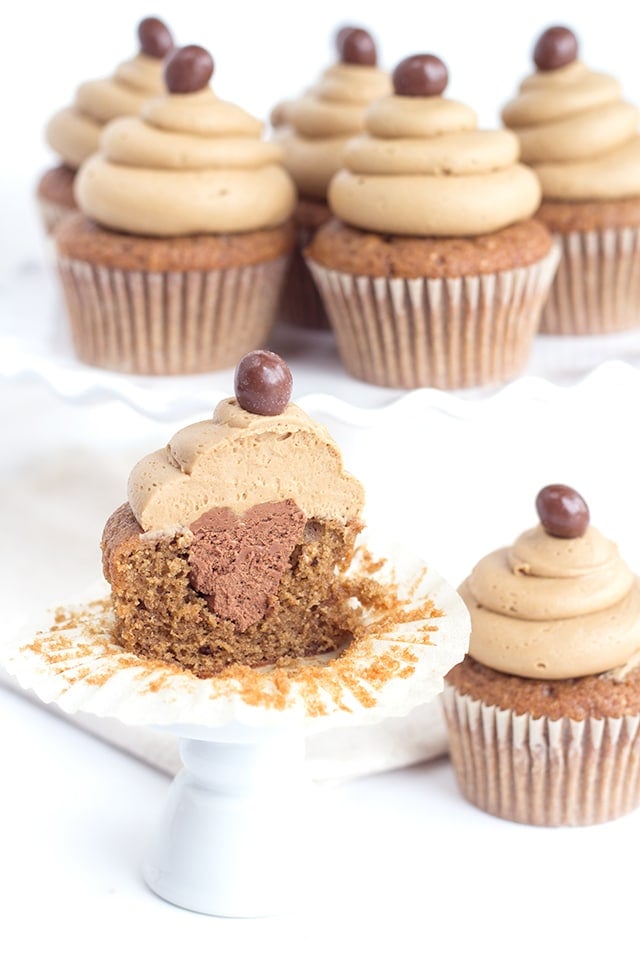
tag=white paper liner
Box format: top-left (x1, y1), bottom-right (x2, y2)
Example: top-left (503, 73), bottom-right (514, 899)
top-left (56, 254), bottom-right (289, 375)
top-left (443, 684), bottom-right (640, 826)
top-left (279, 223), bottom-right (330, 330)
top-left (542, 225), bottom-right (640, 335)
top-left (0, 536), bottom-right (470, 735)
top-left (306, 245), bottom-right (560, 389)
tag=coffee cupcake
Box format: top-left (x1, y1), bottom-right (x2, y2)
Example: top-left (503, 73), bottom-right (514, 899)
top-left (55, 45), bottom-right (297, 375)
top-left (305, 54), bottom-right (559, 390)
top-left (271, 26), bottom-right (391, 328)
top-left (502, 26), bottom-right (640, 334)
top-left (37, 17), bottom-right (173, 234)
top-left (444, 484), bottom-right (640, 826)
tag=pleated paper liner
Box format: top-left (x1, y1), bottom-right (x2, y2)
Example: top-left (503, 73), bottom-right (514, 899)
top-left (57, 254), bottom-right (289, 375)
top-left (279, 223), bottom-right (331, 330)
top-left (307, 244), bottom-right (560, 389)
top-left (541, 226), bottom-right (640, 335)
top-left (442, 684), bottom-right (640, 827)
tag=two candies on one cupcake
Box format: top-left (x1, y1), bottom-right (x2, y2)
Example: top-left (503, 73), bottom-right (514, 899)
top-left (444, 483), bottom-right (640, 827)
top-left (54, 43), bottom-right (297, 375)
top-left (305, 51), bottom-right (559, 391)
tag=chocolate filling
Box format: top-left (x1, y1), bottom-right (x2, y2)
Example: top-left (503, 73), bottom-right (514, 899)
top-left (188, 499), bottom-right (306, 630)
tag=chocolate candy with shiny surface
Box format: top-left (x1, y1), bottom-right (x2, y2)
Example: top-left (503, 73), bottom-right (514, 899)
top-left (138, 17), bottom-right (173, 59)
top-left (164, 45), bottom-right (214, 94)
top-left (337, 27), bottom-right (377, 66)
top-left (234, 351), bottom-right (293, 416)
top-left (533, 26), bottom-right (578, 71)
top-left (535, 484), bottom-right (590, 538)
top-left (393, 54), bottom-right (448, 97)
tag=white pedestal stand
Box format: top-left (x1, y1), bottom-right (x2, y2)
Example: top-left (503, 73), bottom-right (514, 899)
top-left (143, 723), bottom-right (311, 917)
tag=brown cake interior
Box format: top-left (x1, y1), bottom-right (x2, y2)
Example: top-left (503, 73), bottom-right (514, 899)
top-left (102, 502), bottom-right (362, 678)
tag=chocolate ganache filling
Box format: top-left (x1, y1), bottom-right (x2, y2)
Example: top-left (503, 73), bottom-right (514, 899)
top-left (188, 499), bottom-right (306, 630)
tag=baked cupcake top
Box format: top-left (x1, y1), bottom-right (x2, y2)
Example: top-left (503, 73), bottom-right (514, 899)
top-left (75, 45), bottom-right (297, 237)
top-left (502, 25), bottom-right (640, 201)
top-left (460, 484), bottom-right (640, 680)
top-left (45, 17), bottom-right (173, 171)
top-left (329, 53), bottom-right (541, 236)
top-left (271, 26), bottom-right (391, 200)
top-left (127, 351), bottom-right (364, 532)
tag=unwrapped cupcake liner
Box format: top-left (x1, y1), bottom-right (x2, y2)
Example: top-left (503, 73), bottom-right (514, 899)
top-left (0, 534), bottom-right (469, 735)
top-left (306, 245), bottom-right (560, 389)
top-left (279, 224), bottom-right (330, 329)
top-left (442, 683), bottom-right (640, 826)
top-left (541, 225), bottom-right (640, 334)
top-left (56, 254), bottom-right (289, 375)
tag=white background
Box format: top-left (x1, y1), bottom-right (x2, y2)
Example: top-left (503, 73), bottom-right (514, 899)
top-left (4, 2), bottom-right (640, 957)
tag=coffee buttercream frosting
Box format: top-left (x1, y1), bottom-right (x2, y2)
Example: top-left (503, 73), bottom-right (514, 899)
top-left (329, 94), bottom-right (541, 236)
top-left (502, 61), bottom-right (640, 200)
top-left (460, 524), bottom-right (640, 680)
top-left (76, 88), bottom-right (297, 236)
top-left (272, 63), bottom-right (391, 200)
top-left (127, 398), bottom-right (364, 532)
top-left (46, 54), bottom-right (167, 171)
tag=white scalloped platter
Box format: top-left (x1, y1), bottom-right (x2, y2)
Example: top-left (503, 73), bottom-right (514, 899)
top-left (5, 258), bottom-right (640, 419)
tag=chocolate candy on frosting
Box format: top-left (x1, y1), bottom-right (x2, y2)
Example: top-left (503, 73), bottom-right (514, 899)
top-left (533, 25), bottom-right (578, 71)
top-left (234, 350), bottom-right (293, 416)
top-left (164, 44), bottom-right (214, 94)
top-left (392, 54), bottom-right (448, 97)
top-left (536, 484), bottom-right (590, 538)
top-left (138, 16), bottom-right (173, 59)
top-left (337, 26), bottom-right (378, 67)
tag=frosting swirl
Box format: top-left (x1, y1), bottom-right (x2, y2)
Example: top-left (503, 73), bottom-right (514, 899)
top-left (46, 54), bottom-right (166, 170)
top-left (127, 397), bottom-right (364, 532)
top-left (272, 63), bottom-right (391, 200)
top-left (461, 524), bottom-right (640, 680)
top-left (75, 88), bottom-right (296, 236)
top-left (329, 93), bottom-right (541, 236)
top-left (502, 61), bottom-right (640, 200)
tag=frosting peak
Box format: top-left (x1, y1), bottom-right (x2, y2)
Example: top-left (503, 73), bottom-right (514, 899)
top-left (328, 81), bottom-right (541, 236)
top-left (75, 86), bottom-right (296, 236)
top-left (462, 523), bottom-right (640, 680)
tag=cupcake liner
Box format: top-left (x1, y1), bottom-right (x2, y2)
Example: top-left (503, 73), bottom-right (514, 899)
top-left (279, 224), bottom-right (330, 329)
top-left (442, 684), bottom-right (640, 826)
top-left (56, 254), bottom-right (289, 375)
top-left (541, 225), bottom-right (640, 334)
top-left (306, 245), bottom-right (560, 389)
top-left (0, 534), bottom-right (469, 735)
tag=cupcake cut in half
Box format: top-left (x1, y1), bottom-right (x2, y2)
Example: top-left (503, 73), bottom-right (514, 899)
top-left (55, 44), bottom-right (297, 375)
top-left (37, 16), bottom-right (174, 234)
top-left (444, 483), bottom-right (640, 826)
top-left (502, 25), bottom-right (640, 334)
top-left (305, 53), bottom-right (559, 390)
top-left (271, 25), bottom-right (391, 329)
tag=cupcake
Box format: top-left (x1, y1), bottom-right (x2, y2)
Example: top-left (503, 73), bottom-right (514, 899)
top-left (271, 26), bottom-right (391, 329)
top-left (305, 54), bottom-right (559, 390)
top-left (37, 16), bottom-right (174, 234)
top-left (444, 484), bottom-right (640, 826)
top-left (55, 45), bottom-right (297, 375)
top-left (502, 26), bottom-right (640, 334)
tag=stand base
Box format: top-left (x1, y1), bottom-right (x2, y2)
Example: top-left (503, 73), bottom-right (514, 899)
top-left (143, 729), bottom-right (311, 917)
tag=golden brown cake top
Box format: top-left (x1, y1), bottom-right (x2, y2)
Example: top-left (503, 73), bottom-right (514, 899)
top-left (327, 53), bottom-right (541, 237)
top-left (502, 25), bottom-right (640, 201)
top-left (128, 352), bottom-right (364, 532)
top-left (45, 17), bottom-right (173, 170)
top-left (461, 484), bottom-right (640, 681)
top-left (75, 45), bottom-right (296, 237)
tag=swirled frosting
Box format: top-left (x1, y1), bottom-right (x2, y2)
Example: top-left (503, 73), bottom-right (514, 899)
top-left (127, 397), bottom-right (364, 532)
top-left (272, 63), bottom-right (391, 200)
top-left (75, 89), bottom-right (297, 236)
top-left (502, 61), bottom-right (640, 200)
top-left (328, 93), bottom-right (541, 236)
top-left (46, 54), bottom-right (167, 170)
top-left (460, 524), bottom-right (640, 680)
